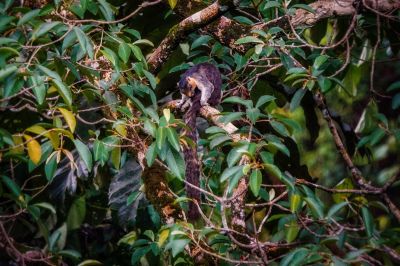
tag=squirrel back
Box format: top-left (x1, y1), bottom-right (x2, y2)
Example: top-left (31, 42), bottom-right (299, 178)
top-left (179, 63), bottom-right (222, 220)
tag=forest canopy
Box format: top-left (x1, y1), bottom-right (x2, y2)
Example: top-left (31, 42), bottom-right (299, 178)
top-left (0, 0), bottom-right (399, 265)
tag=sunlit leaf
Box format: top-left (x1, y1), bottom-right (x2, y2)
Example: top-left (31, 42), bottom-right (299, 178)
top-left (58, 108), bottom-right (76, 133)
top-left (24, 134), bottom-right (42, 165)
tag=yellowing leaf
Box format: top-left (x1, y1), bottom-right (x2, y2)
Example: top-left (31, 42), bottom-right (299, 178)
top-left (53, 128), bottom-right (74, 140)
top-left (58, 108), bottom-right (76, 133)
top-left (25, 125), bottom-right (60, 149)
top-left (114, 123), bottom-right (127, 137)
top-left (47, 85), bottom-right (58, 94)
top-left (110, 145), bottom-right (121, 169)
top-left (158, 229), bottom-right (169, 247)
top-left (163, 108), bottom-right (171, 122)
top-left (24, 135), bottom-right (42, 164)
top-left (10, 135), bottom-right (24, 154)
top-left (47, 131), bottom-right (60, 149)
top-left (290, 193), bottom-right (302, 213)
top-left (168, 0), bottom-right (177, 9)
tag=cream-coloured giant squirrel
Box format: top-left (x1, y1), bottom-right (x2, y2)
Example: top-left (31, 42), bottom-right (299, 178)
top-left (178, 63), bottom-right (222, 220)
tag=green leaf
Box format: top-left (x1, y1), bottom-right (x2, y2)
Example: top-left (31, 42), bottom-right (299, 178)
top-left (156, 127), bottom-right (166, 150)
top-left (361, 206), bottom-right (374, 238)
top-left (263, 1), bottom-right (281, 9)
top-left (260, 151), bottom-right (273, 164)
top-left (101, 47), bottom-right (119, 70)
top-left (29, 76), bottom-right (46, 105)
top-left (145, 142), bottom-right (157, 166)
top-left (304, 197), bottom-right (324, 219)
top-left (62, 30), bottom-right (77, 51)
top-left (392, 93), bottom-right (400, 110)
top-left (124, 29), bottom-right (141, 39)
top-left (73, 139), bottom-right (93, 171)
top-left (235, 36), bottom-right (264, 45)
top-left (246, 108), bottom-right (260, 124)
top-left (387, 81), bottom-right (400, 92)
top-left (255, 95), bottom-right (275, 108)
top-left (58, 250), bottom-right (81, 261)
top-left (165, 238), bottom-right (190, 257)
top-left (74, 27), bottom-right (93, 59)
top-left (210, 135), bottom-right (231, 149)
top-left (52, 79), bottom-right (73, 106)
top-left (93, 140), bottom-right (108, 165)
top-left (118, 42), bottom-right (131, 64)
top-left (290, 89), bottom-right (306, 111)
top-left (78, 259), bottom-right (103, 266)
top-left (285, 220), bottom-right (300, 243)
top-left (37, 65), bottom-right (62, 81)
top-left (327, 202), bottom-right (348, 218)
top-left (74, 27), bottom-right (87, 53)
top-left (0, 65), bottom-right (17, 81)
top-left (143, 70), bottom-right (157, 89)
top-left (220, 165), bottom-right (244, 182)
top-left (129, 44), bottom-right (144, 61)
top-left (218, 112), bottom-right (244, 124)
top-left (313, 55), bottom-right (329, 70)
top-left (18, 9), bottom-right (41, 26)
top-left (284, 73), bottom-right (308, 83)
top-left (191, 35), bottom-right (212, 50)
top-left (98, 0), bottom-right (114, 21)
top-left (166, 149), bottom-right (184, 179)
top-left (281, 248), bottom-right (308, 266)
top-left (318, 76), bottom-right (332, 93)
top-left (45, 155), bottom-right (58, 181)
top-left (1, 175), bottom-right (21, 197)
top-left (270, 120), bottom-right (289, 136)
top-left (131, 245), bottom-right (151, 265)
top-left (223, 96), bottom-right (252, 108)
top-left (263, 163), bottom-right (282, 180)
top-left (67, 197), bottom-right (86, 230)
top-left (49, 223), bottom-right (67, 252)
top-left (166, 127), bottom-right (180, 151)
top-left (250, 169), bottom-right (262, 197)
top-left (32, 22), bottom-right (60, 39)
top-left (34, 202), bottom-right (56, 214)
top-left (287, 67), bottom-right (307, 75)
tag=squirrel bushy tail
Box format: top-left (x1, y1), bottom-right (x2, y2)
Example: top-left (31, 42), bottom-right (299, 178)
top-left (182, 92), bottom-right (202, 220)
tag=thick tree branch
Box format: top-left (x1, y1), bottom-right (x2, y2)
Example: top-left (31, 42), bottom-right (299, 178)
top-left (148, 1), bottom-right (237, 72)
top-left (165, 0), bottom-right (400, 60)
top-left (314, 91), bottom-right (379, 191)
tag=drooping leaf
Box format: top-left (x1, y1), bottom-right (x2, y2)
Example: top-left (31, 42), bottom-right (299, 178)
top-left (52, 79), bottom-right (73, 106)
top-left (108, 159), bottom-right (145, 227)
top-left (24, 134), bottom-right (42, 165)
top-left (73, 139), bottom-right (92, 171)
top-left (67, 196), bottom-right (86, 230)
top-left (361, 206), bottom-right (374, 238)
top-left (250, 169), bottom-right (262, 196)
top-left (58, 108), bottom-right (76, 133)
top-left (118, 42), bottom-right (131, 64)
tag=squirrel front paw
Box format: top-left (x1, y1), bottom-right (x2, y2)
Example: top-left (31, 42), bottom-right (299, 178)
top-left (200, 100), bottom-right (209, 107)
top-left (179, 100), bottom-right (191, 111)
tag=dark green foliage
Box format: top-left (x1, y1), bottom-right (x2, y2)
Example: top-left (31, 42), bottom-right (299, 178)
top-left (0, 0), bottom-right (399, 265)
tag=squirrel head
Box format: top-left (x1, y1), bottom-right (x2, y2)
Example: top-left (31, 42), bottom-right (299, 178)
top-left (178, 75), bottom-right (198, 97)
